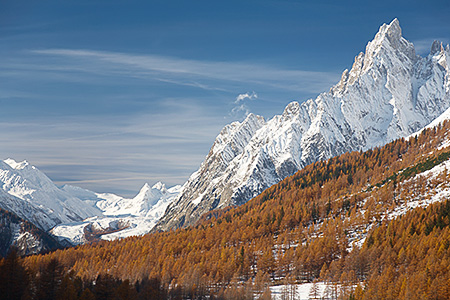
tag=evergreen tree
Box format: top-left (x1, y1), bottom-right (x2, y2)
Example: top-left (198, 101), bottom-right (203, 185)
top-left (79, 288), bottom-right (96, 300)
top-left (0, 248), bottom-right (29, 300)
top-left (35, 258), bottom-right (64, 300)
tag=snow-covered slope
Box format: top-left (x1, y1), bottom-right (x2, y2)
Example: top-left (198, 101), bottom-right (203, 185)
top-left (95, 182), bottom-right (179, 218)
top-left (154, 19), bottom-right (450, 231)
top-left (51, 182), bottom-right (181, 245)
top-left (0, 159), bottom-right (102, 230)
top-left (0, 158), bottom-right (180, 244)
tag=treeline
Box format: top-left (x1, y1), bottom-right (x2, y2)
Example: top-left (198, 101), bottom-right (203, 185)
top-left (1, 250), bottom-right (267, 300)
top-left (20, 121), bottom-right (450, 299)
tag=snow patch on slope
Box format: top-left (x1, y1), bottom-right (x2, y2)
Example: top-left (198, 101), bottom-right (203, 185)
top-left (271, 282), bottom-right (344, 300)
top-left (346, 149), bottom-right (450, 251)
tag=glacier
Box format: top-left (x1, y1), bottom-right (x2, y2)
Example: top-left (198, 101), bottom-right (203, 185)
top-left (51, 182), bottom-right (181, 244)
top-left (0, 158), bottom-right (181, 244)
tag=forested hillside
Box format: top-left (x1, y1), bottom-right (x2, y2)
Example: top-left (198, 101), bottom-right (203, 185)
top-left (5, 120), bottom-right (450, 299)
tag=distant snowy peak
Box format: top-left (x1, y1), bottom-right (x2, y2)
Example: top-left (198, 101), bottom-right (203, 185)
top-left (61, 181), bottom-right (181, 221)
top-left (133, 183), bottom-right (157, 206)
top-left (151, 181), bottom-right (167, 191)
top-left (0, 159), bottom-right (102, 230)
top-left (0, 158), bottom-right (181, 243)
top-left (4, 158), bottom-right (31, 170)
top-left (1, 158), bottom-right (55, 193)
top-left (134, 182), bottom-right (169, 207)
top-left (154, 19), bottom-right (450, 231)
top-left (52, 182), bottom-right (182, 245)
top-left (95, 182), bottom-right (180, 217)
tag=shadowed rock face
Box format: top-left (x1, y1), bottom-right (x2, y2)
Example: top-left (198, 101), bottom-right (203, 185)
top-left (154, 19), bottom-right (450, 232)
top-left (0, 208), bottom-right (62, 257)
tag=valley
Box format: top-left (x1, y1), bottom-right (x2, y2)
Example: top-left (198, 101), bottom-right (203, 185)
top-left (1, 18), bottom-right (450, 300)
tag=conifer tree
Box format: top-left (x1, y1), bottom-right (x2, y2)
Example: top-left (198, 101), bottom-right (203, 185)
top-left (0, 249), bottom-right (29, 300)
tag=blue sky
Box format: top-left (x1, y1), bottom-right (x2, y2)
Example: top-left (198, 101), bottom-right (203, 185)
top-left (1, 0), bottom-right (450, 196)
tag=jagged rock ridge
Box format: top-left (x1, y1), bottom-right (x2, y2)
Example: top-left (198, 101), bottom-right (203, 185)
top-left (154, 19), bottom-right (450, 231)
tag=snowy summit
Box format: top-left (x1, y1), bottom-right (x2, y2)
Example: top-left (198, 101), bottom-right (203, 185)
top-left (154, 19), bottom-right (450, 231)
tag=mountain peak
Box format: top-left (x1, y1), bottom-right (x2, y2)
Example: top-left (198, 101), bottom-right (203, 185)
top-left (136, 183), bottom-right (153, 197)
top-left (387, 18), bottom-right (401, 35)
top-left (430, 40), bottom-right (449, 56)
top-left (133, 182), bottom-right (168, 203)
top-left (152, 182), bottom-right (166, 192)
top-left (373, 18), bottom-right (402, 46)
top-left (243, 112), bottom-right (265, 125)
top-left (0, 159), bottom-right (102, 231)
top-left (282, 101), bottom-right (300, 117)
top-left (431, 40), bottom-right (442, 54)
top-left (4, 158), bottom-right (30, 170)
top-left (380, 18), bottom-right (401, 38)
top-left (153, 19), bottom-right (450, 232)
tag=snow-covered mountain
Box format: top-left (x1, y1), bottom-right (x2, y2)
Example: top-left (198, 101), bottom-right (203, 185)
top-left (95, 182), bottom-right (178, 218)
top-left (0, 159), bottom-right (102, 231)
top-left (0, 158), bottom-right (180, 244)
top-left (51, 182), bottom-right (181, 245)
top-left (154, 19), bottom-right (450, 231)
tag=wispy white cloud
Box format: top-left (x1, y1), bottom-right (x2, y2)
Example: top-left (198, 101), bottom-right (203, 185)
top-left (30, 48), bottom-right (339, 94)
top-left (235, 91), bottom-right (258, 103)
top-left (231, 104), bottom-right (250, 117)
top-left (230, 91), bottom-right (258, 119)
top-left (0, 49), bottom-right (342, 196)
top-left (0, 99), bottom-right (226, 197)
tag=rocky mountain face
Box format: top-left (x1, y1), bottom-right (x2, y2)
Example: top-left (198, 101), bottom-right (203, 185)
top-left (154, 19), bottom-right (450, 231)
top-left (0, 207), bottom-right (62, 257)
